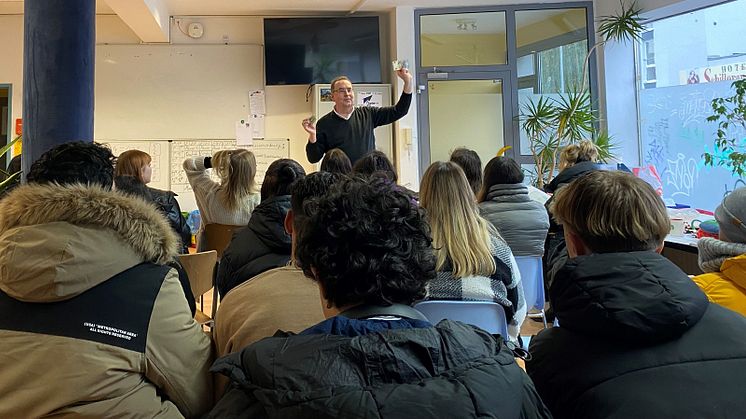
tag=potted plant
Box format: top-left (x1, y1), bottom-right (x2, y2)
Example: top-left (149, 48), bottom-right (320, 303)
top-left (519, 2), bottom-right (643, 189)
top-left (704, 79), bottom-right (746, 176)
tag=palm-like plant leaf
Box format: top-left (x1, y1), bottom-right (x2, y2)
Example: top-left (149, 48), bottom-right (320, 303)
top-left (593, 131), bottom-right (619, 163)
top-left (554, 91), bottom-right (594, 142)
top-left (520, 97), bottom-right (557, 139)
top-left (597, 1), bottom-right (644, 44)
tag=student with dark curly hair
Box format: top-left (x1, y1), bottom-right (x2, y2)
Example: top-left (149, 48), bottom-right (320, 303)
top-left (208, 176), bottom-right (551, 419)
top-left (216, 158), bottom-right (306, 297)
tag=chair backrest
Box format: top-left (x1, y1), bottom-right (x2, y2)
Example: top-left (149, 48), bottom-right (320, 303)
top-left (414, 300), bottom-right (509, 337)
top-left (514, 255), bottom-right (545, 312)
top-left (177, 250), bottom-right (218, 297)
top-left (203, 223), bottom-right (241, 259)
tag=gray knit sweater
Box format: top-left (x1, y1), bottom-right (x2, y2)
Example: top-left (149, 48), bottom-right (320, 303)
top-left (425, 235), bottom-right (526, 342)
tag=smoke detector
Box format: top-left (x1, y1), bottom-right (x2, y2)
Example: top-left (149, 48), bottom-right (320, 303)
top-left (188, 22), bottom-right (204, 39)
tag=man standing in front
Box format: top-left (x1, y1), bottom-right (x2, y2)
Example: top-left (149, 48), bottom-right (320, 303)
top-left (303, 68), bottom-right (413, 165)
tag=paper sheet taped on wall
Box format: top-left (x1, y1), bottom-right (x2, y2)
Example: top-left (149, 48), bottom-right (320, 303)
top-left (249, 90), bottom-right (266, 115)
top-left (250, 114), bottom-right (265, 139)
top-left (236, 120), bottom-right (253, 146)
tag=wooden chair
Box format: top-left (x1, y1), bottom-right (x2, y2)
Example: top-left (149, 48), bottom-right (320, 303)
top-left (203, 223), bottom-right (241, 259)
top-left (177, 250), bottom-right (218, 329)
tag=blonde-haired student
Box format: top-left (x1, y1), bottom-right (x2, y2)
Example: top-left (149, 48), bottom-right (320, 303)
top-left (419, 161), bottom-right (526, 342)
top-left (183, 149), bottom-right (260, 251)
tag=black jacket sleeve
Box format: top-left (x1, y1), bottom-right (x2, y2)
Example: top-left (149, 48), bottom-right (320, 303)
top-left (372, 92), bottom-right (412, 127)
top-left (306, 133), bottom-right (328, 164)
top-left (168, 193), bottom-right (193, 253)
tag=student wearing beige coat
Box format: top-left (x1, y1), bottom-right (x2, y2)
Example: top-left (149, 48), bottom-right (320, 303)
top-left (0, 142), bottom-right (213, 418)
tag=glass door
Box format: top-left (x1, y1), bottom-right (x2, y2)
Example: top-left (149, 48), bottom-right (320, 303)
top-left (417, 72), bottom-right (513, 172)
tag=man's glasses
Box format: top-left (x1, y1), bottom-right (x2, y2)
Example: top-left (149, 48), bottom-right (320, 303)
top-left (334, 88), bottom-right (353, 93)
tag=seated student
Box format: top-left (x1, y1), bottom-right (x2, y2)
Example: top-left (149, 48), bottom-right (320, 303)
top-left (352, 149), bottom-right (397, 181)
top-left (216, 159), bottom-right (305, 297)
top-left (527, 170), bottom-right (746, 419)
top-left (449, 147), bottom-right (482, 198)
top-left (115, 149), bottom-right (192, 253)
top-left (479, 156), bottom-right (550, 257)
top-left (693, 186), bottom-right (746, 316)
top-left (543, 140), bottom-right (601, 287)
top-left (207, 176), bottom-right (550, 418)
top-left (0, 142), bottom-right (213, 418)
top-left (212, 173), bottom-right (338, 399)
top-left (319, 147), bottom-right (352, 175)
top-left (419, 161), bottom-right (526, 343)
top-left (183, 149), bottom-right (261, 251)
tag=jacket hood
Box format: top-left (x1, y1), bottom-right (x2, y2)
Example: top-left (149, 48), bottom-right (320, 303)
top-left (485, 183), bottom-right (530, 202)
top-left (545, 161), bottom-right (600, 193)
top-left (552, 251), bottom-right (709, 344)
top-left (0, 183), bottom-right (179, 302)
top-left (248, 195), bottom-right (291, 252)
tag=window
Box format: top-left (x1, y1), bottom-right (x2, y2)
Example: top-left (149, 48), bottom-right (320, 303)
top-left (420, 12), bottom-right (507, 67)
top-left (635, 0), bottom-right (746, 211)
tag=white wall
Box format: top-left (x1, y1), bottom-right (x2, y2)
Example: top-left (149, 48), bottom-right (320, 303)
top-left (0, 14), bottom-right (404, 177)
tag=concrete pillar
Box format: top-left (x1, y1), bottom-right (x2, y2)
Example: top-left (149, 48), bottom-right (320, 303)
top-left (22, 0), bottom-right (95, 178)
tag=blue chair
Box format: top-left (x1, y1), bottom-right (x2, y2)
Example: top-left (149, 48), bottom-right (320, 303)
top-left (514, 256), bottom-right (547, 328)
top-left (414, 300), bottom-right (509, 337)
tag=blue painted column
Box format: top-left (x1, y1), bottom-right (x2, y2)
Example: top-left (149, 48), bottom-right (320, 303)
top-left (22, 0), bottom-right (95, 178)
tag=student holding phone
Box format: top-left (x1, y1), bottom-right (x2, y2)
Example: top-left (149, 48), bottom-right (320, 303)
top-left (302, 66), bottom-right (413, 165)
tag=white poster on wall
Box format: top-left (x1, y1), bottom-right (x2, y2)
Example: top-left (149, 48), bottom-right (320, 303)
top-left (236, 120), bottom-right (253, 146)
top-left (357, 91), bottom-right (383, 107)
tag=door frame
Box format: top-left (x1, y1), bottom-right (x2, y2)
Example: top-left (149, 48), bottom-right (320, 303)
top-left (413, 2), bottom-right (598, 173)
top-left (0, 83), bottom-right (11, 169)
top-left (416, 71), bottom-right (515, 175)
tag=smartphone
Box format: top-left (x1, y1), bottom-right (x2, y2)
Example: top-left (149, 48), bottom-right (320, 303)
top-left (308, 115), bottom-right (316, 124)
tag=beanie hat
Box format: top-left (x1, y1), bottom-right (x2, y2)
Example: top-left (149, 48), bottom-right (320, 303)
top-left (715, 186), bottom-right (746, 243)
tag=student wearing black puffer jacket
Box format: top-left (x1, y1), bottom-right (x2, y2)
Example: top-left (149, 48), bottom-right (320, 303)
top-left (114, 150), bottom-right (192, 253)
top-left (208, 176), bottom-right (551, 419)
top-left (528, 171), bottom-right (746, 419)
top-left (216, 159), bottom-right (305, 298)
top-left (543, 141), bottom-right (601, 288)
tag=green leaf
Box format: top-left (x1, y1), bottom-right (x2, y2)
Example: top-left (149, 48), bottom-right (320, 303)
top-left (597, 1), bottom-right (644, 44)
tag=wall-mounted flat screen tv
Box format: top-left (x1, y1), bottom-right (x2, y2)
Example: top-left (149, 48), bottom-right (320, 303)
top-left (264, 17), bottom-right (382, 86)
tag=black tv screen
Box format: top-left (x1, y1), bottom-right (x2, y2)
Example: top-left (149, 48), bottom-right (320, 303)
top-left (264, 17), bottom-right (382, 86)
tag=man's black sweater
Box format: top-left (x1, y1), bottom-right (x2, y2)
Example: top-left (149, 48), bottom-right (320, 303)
top-left (306, 92), bottom-right (412, 164)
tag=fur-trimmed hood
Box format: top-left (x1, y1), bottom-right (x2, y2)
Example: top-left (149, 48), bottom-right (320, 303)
top-left (0, 183), bottom-right (179, 302)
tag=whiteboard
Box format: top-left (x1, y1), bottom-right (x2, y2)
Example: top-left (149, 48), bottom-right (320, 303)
top-left (171, 139), bottom-right (239, 195)
top-left (95, 44), bottom-right (263, 140)
top-left (170, 139), bottom-right (290, 212)
top-left (102, 140), bottom-right (170, 191)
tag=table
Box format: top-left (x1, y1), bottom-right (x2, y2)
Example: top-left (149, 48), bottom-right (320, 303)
top-left (663, 234), bottom-right (702, 275)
